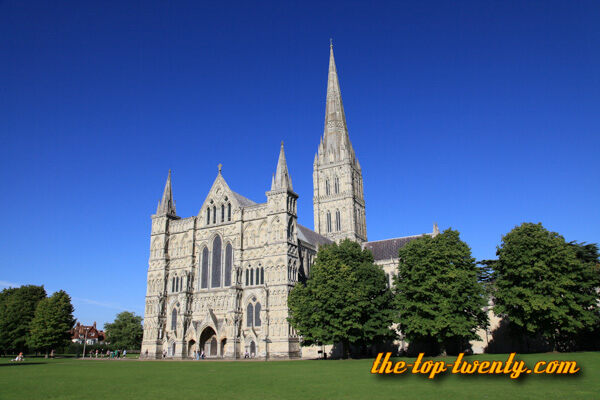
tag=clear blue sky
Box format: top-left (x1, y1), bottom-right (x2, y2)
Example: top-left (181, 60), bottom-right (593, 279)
top-left (1, 1), bottom-right (599, 328)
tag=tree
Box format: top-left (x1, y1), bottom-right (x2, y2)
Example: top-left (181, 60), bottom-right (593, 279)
top-left (493, 223), bottom-right (600, 351)
top-left (394, 229), bottom-right (488, 355)
top-left (568, 241), bottom-right (600, 351)
top-left (0, 285), bottom-right (47, 354)
top-left (28, 290), bottom-right (75, 355)
top-left (288, 239), bottom-right (396, 357)
top-left (104, 311), bottom-right (143, 349)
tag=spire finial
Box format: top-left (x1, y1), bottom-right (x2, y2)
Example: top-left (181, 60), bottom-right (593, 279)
top-left (281, 140), bottom-right (284, 147)
top-left (330, 38), bottom-right (333, 48)
top-left (218, 163), bottom-right (222, 174)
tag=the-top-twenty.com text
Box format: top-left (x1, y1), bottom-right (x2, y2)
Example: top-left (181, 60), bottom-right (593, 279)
top-left (371, 352), bottom-right (580, 379)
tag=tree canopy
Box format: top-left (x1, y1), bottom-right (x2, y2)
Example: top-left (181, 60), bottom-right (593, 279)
top-left (28, 290), bottom-right (75, 354)
top-left (493, 223), bottom-right (600, 350)
top-left (104, 311), bottom-right (143, 349)
top-left (288, 239), bottom-right (395, 357)
top-left (0, 285), bottom-right (47, 353)
top-left (394, 229), bottom-right (488, 354)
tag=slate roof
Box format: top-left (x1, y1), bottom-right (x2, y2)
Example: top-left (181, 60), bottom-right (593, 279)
top-left (363, 235), bottom-right (427, 261)
top-left (231, 191), bottom-right (258, 208)
top-left (297, 224), bottom-right (333, 247)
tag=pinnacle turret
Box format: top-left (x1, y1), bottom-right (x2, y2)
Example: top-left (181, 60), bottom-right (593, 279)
top-left (271, 142), bottom-right (293, 191)
top-left (156, 170), bottom-right (177, 216)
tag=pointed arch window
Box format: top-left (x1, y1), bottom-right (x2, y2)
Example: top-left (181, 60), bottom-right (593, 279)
top-left (245, 269), bottom-right (249, 286)
top-left (221, 204), bottom-right (225, 222)
top-left (335, 210), bottom-right (341, 231)
top-left (201, 247), bottom-right (209, 289)
top-left (255, 268), bottom-right (260, 285)
top-left (260, 268), bottom-right (264, 285)
top-left (224, 243), bottom-right (232, 287)
top-left (206, 208), bottom-right (210, 225)
top-left (171, 277), bottom-right (175, 292)
top-left (212, 206), bottom-right (216, 224)
top-left (326, 211), bottom-right (332, 233)
top-left (171, 308), bottom-right (177, 331)
top-left (211, 236), bottom-right (222, 288)
top-left (246, 303), bottom-right (254, 327)
top-left (334, 176), bottom-right (339, 194)
top-left (325, 179), bottom-right (330, 195)
top-left (250, 268), bottom-right (254, 285)
top-left (254, 303), bottom-right (261, 327)
top-left (227, 203), bottom-right (231, 221)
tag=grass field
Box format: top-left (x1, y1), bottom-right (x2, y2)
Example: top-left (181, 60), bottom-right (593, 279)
top-left (0, 352), bottom-right (598, 399)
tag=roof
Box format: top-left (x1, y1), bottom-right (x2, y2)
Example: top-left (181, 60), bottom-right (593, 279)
top-left (297, 224), bottom-right (333, 247)
top-left (231, 191), bottom-right (258, 208)
top-left (71, 322), bottom-right (105, 340)
top-left (363, 235), bottom-right (427, 261)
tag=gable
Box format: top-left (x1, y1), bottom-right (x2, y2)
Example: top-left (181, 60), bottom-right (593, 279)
top-left (198, 173), bottom-right (258, 218)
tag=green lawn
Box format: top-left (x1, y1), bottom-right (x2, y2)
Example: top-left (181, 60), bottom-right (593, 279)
top-left (0, 352), bottom-right (598, 399)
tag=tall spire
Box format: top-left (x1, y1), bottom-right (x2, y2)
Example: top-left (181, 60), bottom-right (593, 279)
top-left (313, 43), bottom-right (366, 243)
top-left (271, 141), bottom-right (293, 191)
top-left (320, 42), bottom-right (357, 165)
top-left (323, 43), bottom-right (349, 147)
top-left (156, 170), bottom-right (176, 216)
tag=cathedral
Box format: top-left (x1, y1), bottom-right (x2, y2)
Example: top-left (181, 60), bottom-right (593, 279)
top-left (141, 45), bottom-right (437, 359)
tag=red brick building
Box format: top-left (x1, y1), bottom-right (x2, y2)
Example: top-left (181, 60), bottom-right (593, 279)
top-left (71, 322), bottom-right (106, 345)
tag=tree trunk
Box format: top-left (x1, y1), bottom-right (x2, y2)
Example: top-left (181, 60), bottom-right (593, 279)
top-left (343, 340), bottom-right (350, 359)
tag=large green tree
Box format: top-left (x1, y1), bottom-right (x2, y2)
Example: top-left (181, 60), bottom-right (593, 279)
top-left (28, 290), bottom-right (75, 354)
top-left (288, 239), bottom-right (395, 357)
top-left (394, 229), bottom-right (488, 355)
top-left (104, 311), bottom-right (143, 349)
top-left (0, 285), bottom-right (47, 353)
top-left (493, 223), bottom-right (600, 351)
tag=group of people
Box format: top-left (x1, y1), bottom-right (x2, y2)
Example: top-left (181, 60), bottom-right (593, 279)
top-left (193, 350), bottom-right (206, 360)
top-left (84, 349), bottom-right (127, 359)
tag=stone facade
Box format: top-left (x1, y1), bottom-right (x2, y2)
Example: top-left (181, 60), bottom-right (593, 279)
top-left (141, 44), bottom-right (435, 359)
top-left (141, 148), bottom-right (333, 359)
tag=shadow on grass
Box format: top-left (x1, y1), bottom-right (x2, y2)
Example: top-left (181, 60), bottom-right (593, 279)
top-left (0, 362), bottom-right (48, 367)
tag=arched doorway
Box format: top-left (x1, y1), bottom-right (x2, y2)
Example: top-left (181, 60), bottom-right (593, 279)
top-left (220, 339), bottom-right (227, 357)
top-left (188, 340), bottom-right (196, 358)
top-left (199, 327), bottom-right (218, 357)
top-left (250, 341), bottom-right (256, 357)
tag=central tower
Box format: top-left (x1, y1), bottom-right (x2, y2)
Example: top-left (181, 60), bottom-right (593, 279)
top-left (313, 44), bottom-right (367, 243)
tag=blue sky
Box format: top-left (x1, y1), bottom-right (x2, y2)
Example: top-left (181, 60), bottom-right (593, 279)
top-left (1, 1), bottom-right (599, 328)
